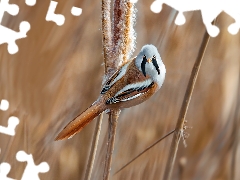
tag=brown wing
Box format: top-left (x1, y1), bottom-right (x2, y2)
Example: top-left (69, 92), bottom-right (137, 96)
top-left (106, 82), bottom-right (154, 104)
top-left (101, 69), bottom-right (121, 94)
top-left (101, 60), bottom-right (133, 94)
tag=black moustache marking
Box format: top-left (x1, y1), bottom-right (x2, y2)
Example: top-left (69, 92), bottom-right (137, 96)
top-left (152, 57), bottom-right (160, 75)
top-left (141, 56), bottom-right (147, 77)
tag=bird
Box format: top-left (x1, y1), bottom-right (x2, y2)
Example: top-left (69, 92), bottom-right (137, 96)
top-left (55, 44), bottom-right (166, 140)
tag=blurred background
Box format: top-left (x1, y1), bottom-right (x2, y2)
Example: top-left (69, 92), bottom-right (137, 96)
top-left (0, 0), bottom-right (240, 179)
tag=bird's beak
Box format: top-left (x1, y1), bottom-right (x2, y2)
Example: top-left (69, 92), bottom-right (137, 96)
top-left (147, 58), bottom-right (152, 63)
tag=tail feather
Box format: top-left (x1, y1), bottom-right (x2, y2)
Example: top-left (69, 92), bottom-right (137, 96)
top-left (55, 101), bottom-right (105, 140)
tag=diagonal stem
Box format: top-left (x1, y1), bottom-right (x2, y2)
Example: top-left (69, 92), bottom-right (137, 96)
top-left (114, 129), bottom-right (175, 175)
top-left (163, 22), bottom-right (214, 180)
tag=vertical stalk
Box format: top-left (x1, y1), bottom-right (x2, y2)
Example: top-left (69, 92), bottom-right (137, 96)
top-left (101, 0), bottom-right (135, 179)
top-left (83, 1), bottom-right (112, 179)
top-left (103, 109), bottom-right (120, 180)
top-left (102, 0), bottom-right (112, 74)
top-left (230, 102), bottom-right (240, 180)
top-left (230, 65), bottom-right (240, 180)
top-left (84, 113), bottom-right (103, 180)
top-left (163, 26), bottom-right (212, 180)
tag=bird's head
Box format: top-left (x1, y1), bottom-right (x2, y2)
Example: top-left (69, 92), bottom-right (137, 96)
top-left (136, 45), bottom-right (166, 86)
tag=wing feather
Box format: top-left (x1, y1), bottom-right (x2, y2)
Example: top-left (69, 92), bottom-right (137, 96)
top-left (106, 81), bottom-right (154, 104)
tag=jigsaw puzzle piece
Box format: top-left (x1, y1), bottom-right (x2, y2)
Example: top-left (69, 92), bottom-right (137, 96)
top-left (0, 21), bottom-right (30, 54)
top-left (151, 0), bottom-right (188, 25)
top-left (46, 1), bottom-right (65, 26)
top-left (16, 151), bottom-right (50, 180)
top-left (0, 0), bottom-right (30, 54)
top-left (0, 162), bottom-right (16, 180)
top-left (71, 6), bottom-right (82, 16)
top-left (0, 99), bottom-right (9, 111)
top-left (175, 12), bottom-right (186, 25)
top-left (0, 0), bottom-right (19, 23)
top-left (224, 0), bottom-right (240, 35)
top-left (150, 0), bottom-right (223, 37)
top-left (201, 6), bottom-right (221, 37)
top-left (25, 0), bottom-right (37, 6)
top-left (0, 116), bottom-right (19, 136)
top-left (228, 22), bottom-right (239, 35)
top-left (150, 0), bottom-right (163, 13)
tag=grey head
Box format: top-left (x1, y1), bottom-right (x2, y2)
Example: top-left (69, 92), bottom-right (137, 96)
top-left (135, 44), bottom-right (166, 87)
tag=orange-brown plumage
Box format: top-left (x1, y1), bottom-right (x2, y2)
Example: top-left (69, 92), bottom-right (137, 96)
top-left (55, 44), bottom-right (166, 140)
top-left (55, 99), bottom-right (106, 140)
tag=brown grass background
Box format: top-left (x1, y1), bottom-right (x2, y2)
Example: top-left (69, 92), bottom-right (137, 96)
top-left (0, 0), bottom-right (240, 179)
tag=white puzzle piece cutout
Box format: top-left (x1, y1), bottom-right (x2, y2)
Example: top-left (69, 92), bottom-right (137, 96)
top-left (1, 100), bottom-right (19, 136)
top-left (0, 21), bottom-right (30, 54)
top-left (0, 116), bottom-right (19, 136)
top-left (46, 1), bottom-right (65, 26)
top-left (0, 0), bottom-right (19, 23)
top-left (16, 151), bottom-right (50, 180)
top-left (0, 0), bottom-right (31, 54)
top-left (25, 0), bottom-right (37, 6)
top-left (71, 7), bottom-right (82, 16)
top-left (0, 163), bottom-right (16, 180)
top-left (223, 0), bottom-right (240, 35)
top-left (150, 0), bottom-right (240, 37)
top-left (0, 99), bottom-right (9, 111)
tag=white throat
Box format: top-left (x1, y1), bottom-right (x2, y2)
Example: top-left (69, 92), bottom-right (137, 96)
top-left (135, 44), bottom-right (166, 89)
top-left (135, 57), bottom-right (166, 88)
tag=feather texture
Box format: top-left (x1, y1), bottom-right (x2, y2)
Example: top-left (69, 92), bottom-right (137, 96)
top-left (55, 44), bottom-right (165, 140)
top-left (55, 100), bottom-right (106, 140)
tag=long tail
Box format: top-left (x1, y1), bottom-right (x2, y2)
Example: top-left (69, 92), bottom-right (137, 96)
top-left (55, 100), bottom-right (105, 141)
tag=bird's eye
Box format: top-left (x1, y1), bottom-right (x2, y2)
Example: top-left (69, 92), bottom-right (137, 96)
top-left (143, 55), bottom-right (147, 61)
top-left (153, 55), bottom-right (156, 59)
